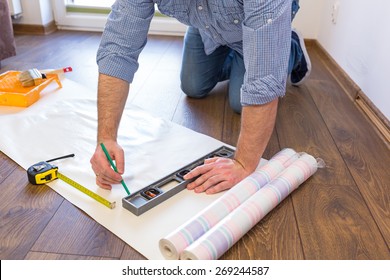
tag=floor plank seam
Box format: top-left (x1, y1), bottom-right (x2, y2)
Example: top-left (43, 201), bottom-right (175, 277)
top-left (169, 92), bottom-right (184, 123)
top-left (0, 165), bottom-right (18, 185)
top-left (351, 194), bottom-right (390, 250)
top-left (289, 195), bottom-right (307, 260)
top-left (118, 243), bottom-right (128, 260)
top-left (302, 82), bottom-right (361, 185)
top-left (26, 250), bottom-right (121, 260)
top-left (221, 90), bottom-right (230, 142)
top-left (304, 80), bottom-right (389, 248)
top-left (127, 37), bottom-right (172, 103)
top-left (303, 83), bottom-right (389, 244)
top-left (24, 197), bottom-right (66, 259)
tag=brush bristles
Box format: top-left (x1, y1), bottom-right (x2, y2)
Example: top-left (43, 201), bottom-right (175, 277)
top-left (18, 68), bottom-right (44, 87)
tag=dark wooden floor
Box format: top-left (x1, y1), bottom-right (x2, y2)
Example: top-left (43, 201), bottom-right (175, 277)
top-left (0, 31), bottom-right (389, 260)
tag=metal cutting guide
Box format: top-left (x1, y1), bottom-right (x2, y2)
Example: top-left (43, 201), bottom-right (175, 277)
top-left (122, 146), bottom-right (235, 216)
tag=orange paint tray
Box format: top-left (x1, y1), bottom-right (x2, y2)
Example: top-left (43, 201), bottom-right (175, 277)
top-left (0, 71), bottom-right (62, 107)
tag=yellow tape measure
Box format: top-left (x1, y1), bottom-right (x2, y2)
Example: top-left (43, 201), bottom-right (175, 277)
top-left (57, 172), bottom-right (116, 209)
top-left (27, 154), bottom-right (116, 209)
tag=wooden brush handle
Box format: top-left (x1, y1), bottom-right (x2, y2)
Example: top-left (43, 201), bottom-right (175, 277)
top-left (41, 67), bottom-right (72, 75)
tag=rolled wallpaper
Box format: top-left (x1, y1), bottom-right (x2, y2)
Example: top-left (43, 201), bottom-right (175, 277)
top-left (180, 153), bottom-right (318, 260)
top-left (159, 148), bottom-right (301, 259)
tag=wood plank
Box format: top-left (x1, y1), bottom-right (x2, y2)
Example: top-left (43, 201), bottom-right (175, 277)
top-left (302, 44), bottom-right (333, 82)
top-left (0, 152), bottom-right (17, 184)
top-left (0, 167), bottom-right (63, 259)
top-left (262, 130), bottom-right (281, 160)
top-left (172, 81), bottom-right (227, 139)
top-left (52, 32), bottom-right (102, 91)
top-left (128, 35), bottom-right (179, 100)
top-left (306, 79), bottom-right (390, 247)
top-left (293, 183), bottom-right (390, 259)
top-left (144, 35), bottom-right (181, 55)
top-left (221, 197), bottom-right (304, 260)
top-left (31, 200), bottom-right (125, 258)
top-left (25, 252), bottom-right (115, 260)
top-left (276, 84), bottom-right (355, 186)
top-left (120, 245), bottom-right (147, 260)
top-left (221, 98), bottom-right (241, 147)
top-left (311, 41), bottom-right (361, 101)
top-left (221, 92), bottom-right (281, 159)
top-left (129, 37), bottom-right (185, 120)
top-left (8, 32), bottom-right (85, 68)
top-left (152, 36), bottom-right (184, 72)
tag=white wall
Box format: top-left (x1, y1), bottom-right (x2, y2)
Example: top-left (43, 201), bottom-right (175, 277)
top-left (317, 0), bottom-right (390, 119)
top-left (293, 0), bottom-right (325, 39)
top-left (39, 0), bottom-right (54, 24)
top-left (13, 0), bottom-right (53, 25)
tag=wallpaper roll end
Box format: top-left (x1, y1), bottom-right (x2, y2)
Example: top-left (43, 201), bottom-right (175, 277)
top-left (159, 239), bottom-right (180, 260)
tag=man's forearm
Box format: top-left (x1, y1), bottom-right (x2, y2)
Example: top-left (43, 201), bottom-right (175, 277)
top-left (234, 99), bottom-right (279, 173)
top-left (97, 73), bottom-right (130, 142)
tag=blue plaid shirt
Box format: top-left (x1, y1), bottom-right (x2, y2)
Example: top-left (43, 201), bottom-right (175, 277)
top-left (97, 0), bottom-right (292, 105)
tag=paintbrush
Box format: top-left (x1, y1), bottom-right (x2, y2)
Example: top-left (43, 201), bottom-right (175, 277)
top-left (18, 67), bottom-right (72, 87)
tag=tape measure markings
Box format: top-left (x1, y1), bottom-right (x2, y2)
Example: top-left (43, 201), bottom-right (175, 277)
top-left (57, 172), bottom-right (116, 209)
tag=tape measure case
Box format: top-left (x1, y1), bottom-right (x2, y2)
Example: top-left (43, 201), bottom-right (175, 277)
top-left (0, 71), bottom-right (62, 107)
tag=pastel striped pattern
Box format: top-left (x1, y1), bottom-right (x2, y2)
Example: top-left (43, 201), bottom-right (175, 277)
top-left (159, 148), bottom-right (299, 259)
top-left (180, 153), bottom-right (318, 260)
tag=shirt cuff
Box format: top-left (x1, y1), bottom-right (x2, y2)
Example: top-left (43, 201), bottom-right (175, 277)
top-left (98, 54), bottom-right (139, 84)
top-left (240, 74), bottom-right (286, 106)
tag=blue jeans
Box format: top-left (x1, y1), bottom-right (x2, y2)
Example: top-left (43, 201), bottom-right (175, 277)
top-left (180, 0), bottom-right (302, 113)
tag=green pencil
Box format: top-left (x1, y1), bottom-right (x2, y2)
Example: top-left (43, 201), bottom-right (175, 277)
top-left (100, 143), bottom-right (130, 195)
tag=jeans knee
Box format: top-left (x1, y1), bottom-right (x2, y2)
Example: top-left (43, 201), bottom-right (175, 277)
top-left (180, 81), bottom-right (209, 98)
top-left (229, 97), bottom-right (242, 114)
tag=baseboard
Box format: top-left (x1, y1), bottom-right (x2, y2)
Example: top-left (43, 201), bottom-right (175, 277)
top-left (13, 21), bottom-right (57, 35)
top-left (310, 40), bottom-right (390, 144)
top-left (355, 91), bottom-right (390, 143)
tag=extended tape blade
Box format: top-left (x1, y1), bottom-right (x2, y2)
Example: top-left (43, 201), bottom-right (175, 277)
top-left (57, 172), bottom-right (116, 209)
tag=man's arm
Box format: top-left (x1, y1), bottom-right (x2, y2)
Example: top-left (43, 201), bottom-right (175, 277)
top-left (234, 99), bottom-right (278, 175)
top-left (185, 0), bottom-right (291, 193)
top-left (90, 73), bottom-right (129, 190)
top-left (185, 99), bottom-right (278, 194)
top-left (91, 0), bottom-right (155, 190)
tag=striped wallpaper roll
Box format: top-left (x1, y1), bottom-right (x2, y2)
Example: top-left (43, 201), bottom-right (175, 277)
top-left (180, 153), bottom-right (318, 260)
top-left (159, 148), bottom-right (299, 259)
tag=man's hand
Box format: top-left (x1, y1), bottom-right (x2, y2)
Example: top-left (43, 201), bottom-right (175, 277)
top-left (184, 157), bottom-right (251, 194)
top-left (90, 140), bottom-right (125, 190)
